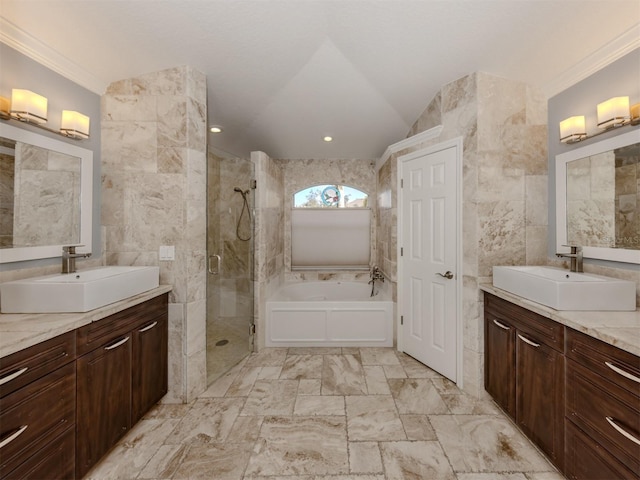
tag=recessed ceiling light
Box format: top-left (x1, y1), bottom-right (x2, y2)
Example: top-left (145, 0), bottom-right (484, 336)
top-left (210, 125), bottom-right (223, 133)
top-left (323, 135), bottom-right (333, 142)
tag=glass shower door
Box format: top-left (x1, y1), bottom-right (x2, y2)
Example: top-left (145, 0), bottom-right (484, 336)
top-left (206, 147), bottom-right (254, 385)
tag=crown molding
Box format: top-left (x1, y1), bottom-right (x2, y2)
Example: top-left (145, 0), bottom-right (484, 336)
top-left (377, 125), bottom-right (443, 170)
top-left (544, 23), bottom-right (640, 98)
top-left (0, 17), bottom-right (107, 95)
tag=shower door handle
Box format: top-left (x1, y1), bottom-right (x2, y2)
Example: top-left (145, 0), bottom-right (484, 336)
top-left (208, 254), bottom-right (221, 275)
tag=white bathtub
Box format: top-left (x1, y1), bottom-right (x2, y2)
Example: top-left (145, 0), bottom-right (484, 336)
top-left (266, 281), bottom-right (393, 347)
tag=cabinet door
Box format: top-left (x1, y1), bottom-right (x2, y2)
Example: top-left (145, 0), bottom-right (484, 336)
top-left (132, 314), bottom-right (168, 424)
top-left (484, 314), bottom-right (516, 418)
top-left (516, 331), bottom-right (564, 469)
top-left (76, 335), bottom-right (132, 479)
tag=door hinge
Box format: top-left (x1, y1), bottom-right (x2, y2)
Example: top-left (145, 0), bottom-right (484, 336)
top-left (400, 247), bottom-right (403, 256)
top-left (400, 178), bottom-right (404, 188)
top-left (401, 316), bottom-right (404, 325)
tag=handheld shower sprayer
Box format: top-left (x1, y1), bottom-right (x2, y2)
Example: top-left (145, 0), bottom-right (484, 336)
top-left (233, 186), bottom-right (252, 241)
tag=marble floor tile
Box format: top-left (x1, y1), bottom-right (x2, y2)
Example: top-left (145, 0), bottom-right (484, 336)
top-left (360, 347), bottom-right (401, 365)
top-left (349, 441), bottom-right (384, 474)
top-left (322, 354), bottom-right (368, 395)
top-left (244, 348), bottom-right (288, 367)
top-left (226, 366), bottom-right (261, 396)
top-left (346, 395), bottom-right (406, 441)
top-left (288, 346), bottom-right (343, 355)
top-left (298, 378), bottom-right (321, 395)
top-left (241, 379), bottom-right (298, 415)
top-left (400, 414), bottom-right (438, 440)
top-left (257, 365), bottom-right (282, 379)
top-left (441, 392), bottom-right (502, 415)
top-left (382, 364), bottom-right (407, 378)
top-left (380, 440), bottom-right (456, 480)
top-left (363, 365), bottom-right (391, 394)
top-left (244, 416), bottom-right (349, 476)
top-left (137, 444), bottom-right (189, 479)
top-left (280, 354), bottom-right (324, 379)
top-left (294, 394), bottom-right (345, 415)
top-left (430, 414), bottom-right (555, 473)
top-left (84, 419), bottom-right (180, 479)
top-left (388, 378), bottom-right (449, 414)
top-left (89, 348), bottom-right (564, 480)
top-left (165, 397), bottom-right (245, 445)
top-left (172, 443), bottom-right (253, 479)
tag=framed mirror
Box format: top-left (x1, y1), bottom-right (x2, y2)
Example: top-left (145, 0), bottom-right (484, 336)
top-left (0, 122), bottom-right (93, 263)
top-left (556, 128), bottom-right (640, 264)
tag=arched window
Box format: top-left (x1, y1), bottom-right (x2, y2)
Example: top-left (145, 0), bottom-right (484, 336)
top-left (293, 184), bottom-right (368, 208)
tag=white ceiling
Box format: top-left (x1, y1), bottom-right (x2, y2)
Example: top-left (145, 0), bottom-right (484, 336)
top-left (1, 1), bottom-right (639, 159)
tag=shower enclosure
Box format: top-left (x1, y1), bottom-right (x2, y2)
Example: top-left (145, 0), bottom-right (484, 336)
top-left (206, 146), bottom-right (255, 385)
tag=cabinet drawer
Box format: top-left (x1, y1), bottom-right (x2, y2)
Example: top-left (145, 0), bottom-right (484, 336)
top-left (484, 293), bottom-right (564, 352)
top-left (77, 293), bottom-right (168, 355)
top-left (566, 359), bottom-right (640, 474)
top-left (0, 331), bottom-right (75, 398)
top-left (3, 426), bottom-right (75, 480)
top-left (565, 420), bottom-right (638, 480)
top-left (0, 362), bottom-right (76, 477)
top-left (566, 327), bottom-right (640, 397)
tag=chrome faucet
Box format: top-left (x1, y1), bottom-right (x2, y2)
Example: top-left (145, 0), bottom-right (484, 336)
top-left (62, 245), bottom-right (91, 274)
top-left (556, 245), bottom-right (583, 273)
top-left (369, 266), bottom-right (385, 297)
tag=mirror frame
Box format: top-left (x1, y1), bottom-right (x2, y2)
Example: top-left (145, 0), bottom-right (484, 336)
top-left (556, 128), bottom-right (640, 264)
top-left (0, 122), bottom-right (93, 263)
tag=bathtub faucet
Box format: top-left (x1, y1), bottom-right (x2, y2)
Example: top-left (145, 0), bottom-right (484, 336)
top-left (369, 266), bottom-right (384, 297)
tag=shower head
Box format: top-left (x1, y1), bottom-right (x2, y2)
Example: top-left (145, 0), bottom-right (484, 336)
top-left (234, 187), bottom-right (243, 192)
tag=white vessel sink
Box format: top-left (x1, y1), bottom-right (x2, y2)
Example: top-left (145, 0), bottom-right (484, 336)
top-left (0, 266), bottom-right (160, 313)
top-left (493, 266), bottom-right (636, 311)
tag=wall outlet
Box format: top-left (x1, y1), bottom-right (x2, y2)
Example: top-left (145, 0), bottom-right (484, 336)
top-left (159, 245), bottom-right (175, 261)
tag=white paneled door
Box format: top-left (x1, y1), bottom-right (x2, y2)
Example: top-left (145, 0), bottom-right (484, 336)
top-left (399, 139), bottom-right (460, 382)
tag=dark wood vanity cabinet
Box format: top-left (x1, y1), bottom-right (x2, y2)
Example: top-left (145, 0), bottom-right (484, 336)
top-left (0, 332), bottom-right (76, 479)
top-left (76, 293), bottom-right (168, 479)
top-left (565, 328), bottom-right (640, 480)
top-left (484, 293), bottom-right (565, 470)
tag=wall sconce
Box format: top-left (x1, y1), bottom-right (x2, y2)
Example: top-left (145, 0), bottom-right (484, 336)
top-left (60, 110), bottom-right (90, 139)
top-left (559, 116), bottom-right (586, 143)
top-left (597, 96), bottom-right (630, 128)
top-left (560, 95), bottom-right (640, 144)
top-left (0, 88), bottom-right (90, 140)
top-left (10, 89), bottom-right (48, 124)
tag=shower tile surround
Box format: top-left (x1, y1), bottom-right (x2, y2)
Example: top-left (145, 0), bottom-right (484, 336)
top-left (101, 66), bottom-right (208, 403)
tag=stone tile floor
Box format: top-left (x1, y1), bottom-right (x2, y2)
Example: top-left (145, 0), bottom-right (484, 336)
top-left (86, 347), bottom-right (566, 479)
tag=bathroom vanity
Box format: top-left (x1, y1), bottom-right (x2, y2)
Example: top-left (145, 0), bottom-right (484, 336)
top-left (483, 287), bottom-right (640, 480)
top-left (0, 287), bottom-right (170, 479)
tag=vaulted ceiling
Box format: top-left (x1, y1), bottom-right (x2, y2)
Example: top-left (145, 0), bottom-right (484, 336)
top-left (1, 1), bottom-right (638, 159)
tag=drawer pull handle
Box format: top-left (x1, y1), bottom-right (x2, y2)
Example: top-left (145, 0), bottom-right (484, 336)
top-left (605, 361), bottom-right (640, 384)
top-left (104, 336), bottom-right (130, 350)
top-left (0, 367), bottom-right (28, 386)
top-left (606, 416), bottom-right (640, 446)
top-left (492, 319), bottom-right (510, 331)
top-left (517, 334), bottom-right (540, 348)
top-left (0, 425), bottom-right (28, 449)
top-left (139, 321), bottom-right (158, 333)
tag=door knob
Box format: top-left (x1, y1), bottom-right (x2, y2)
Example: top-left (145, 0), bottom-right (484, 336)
top-left (436, 271), bottom-right (454, 279)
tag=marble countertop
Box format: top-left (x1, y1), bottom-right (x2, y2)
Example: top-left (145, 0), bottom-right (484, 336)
top-left (0, 285), bottom-right (173, 359)
top-left (481, 285), bottom-right (640, 357)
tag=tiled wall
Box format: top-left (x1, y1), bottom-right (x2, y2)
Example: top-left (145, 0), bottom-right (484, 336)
top-left (377, 72), bottom-right (549, 397)
top-left (101, 66), bottom-right (208, 403)
top-left (252, 151), bottom-right (285, 349)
